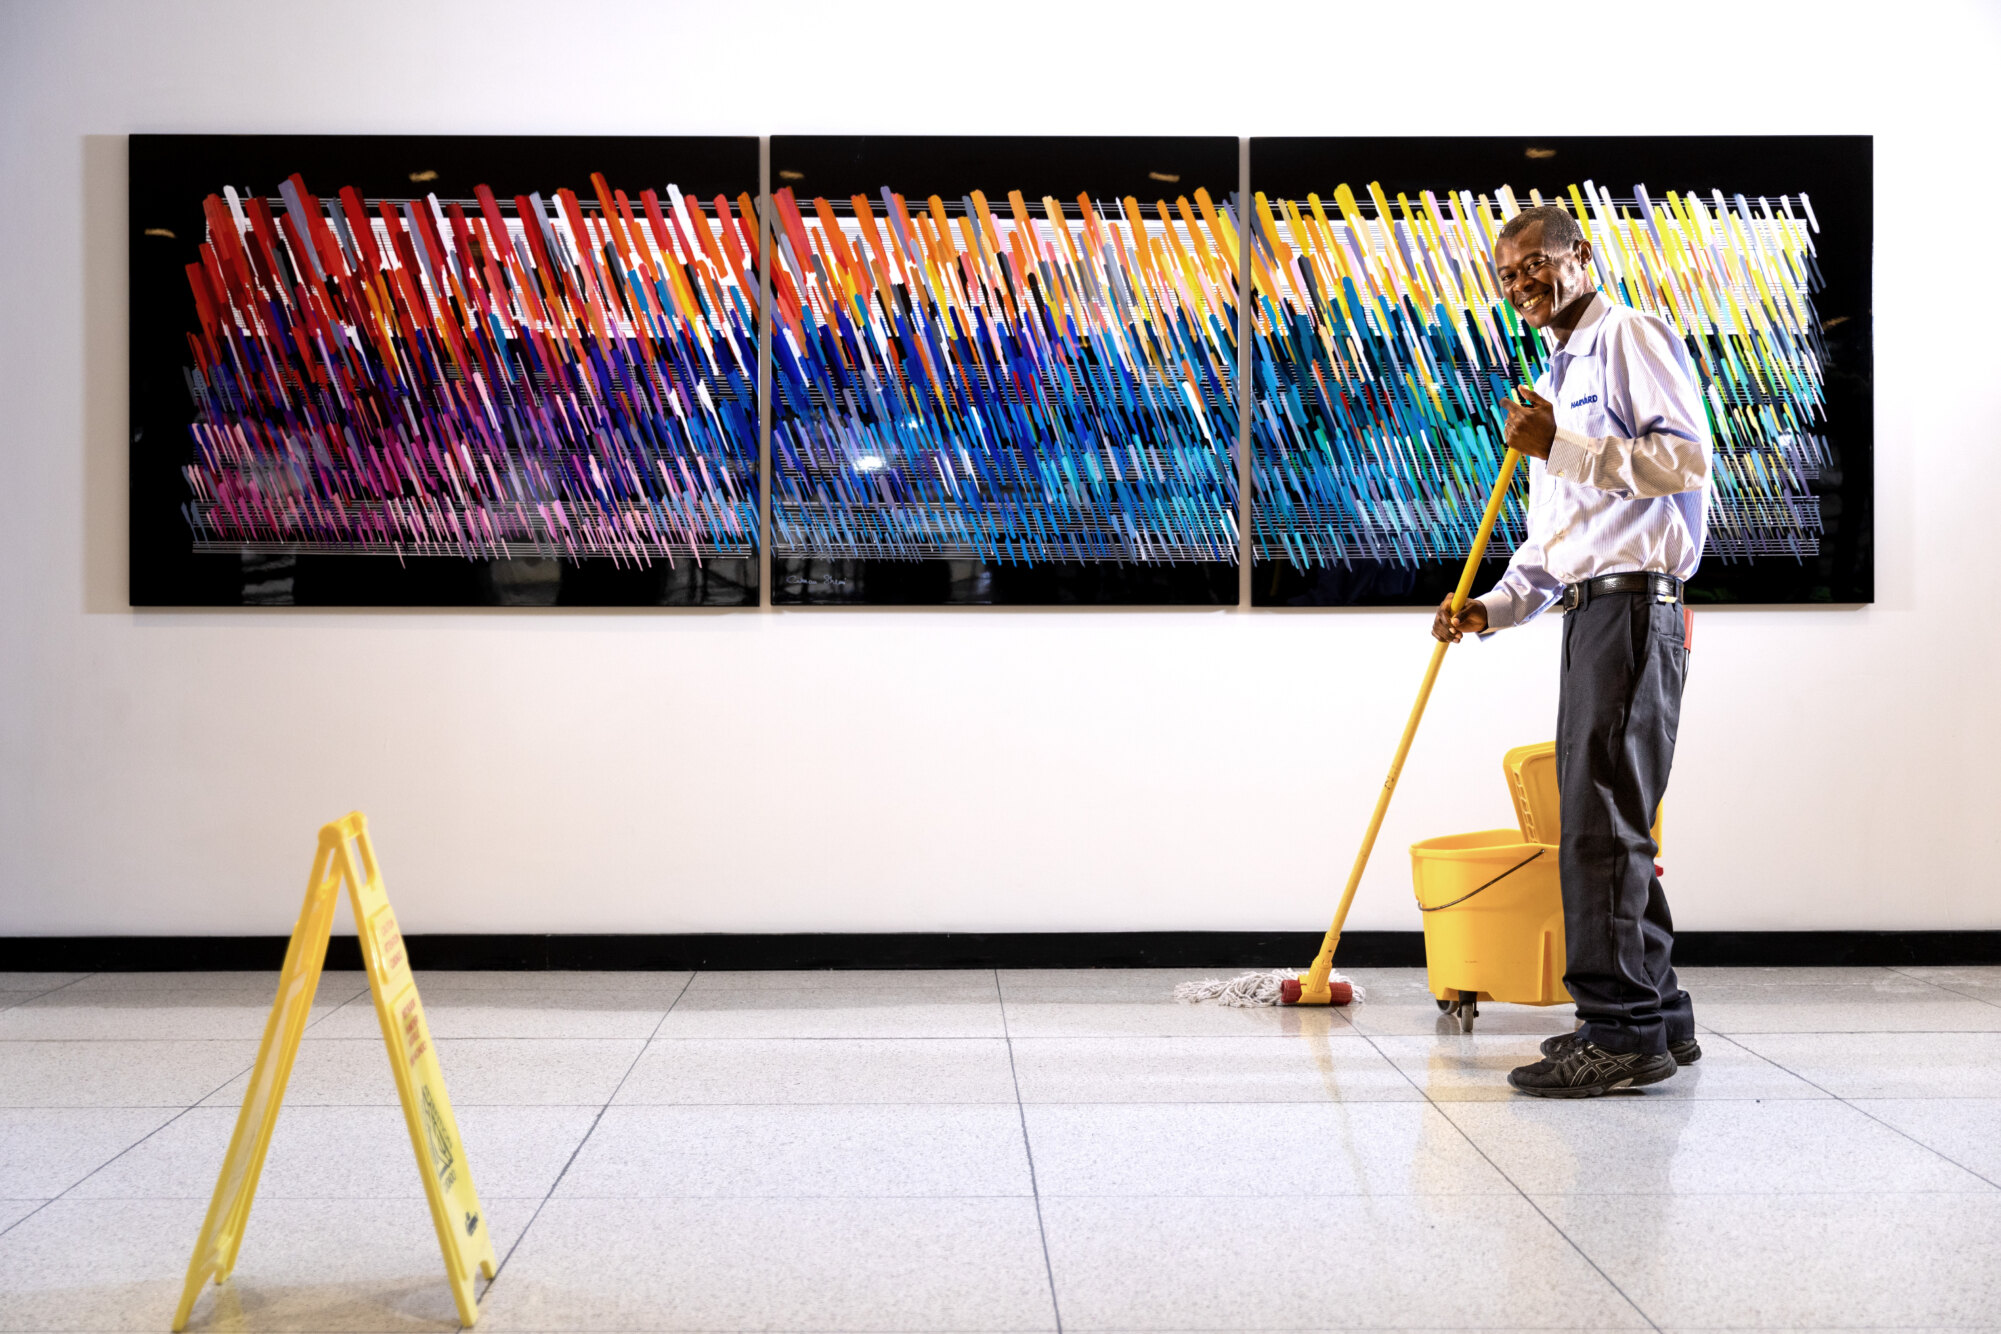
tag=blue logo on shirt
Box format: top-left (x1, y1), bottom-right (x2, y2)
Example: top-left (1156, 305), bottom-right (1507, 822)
top-left (1569, 394), bottom-right (1598, 408)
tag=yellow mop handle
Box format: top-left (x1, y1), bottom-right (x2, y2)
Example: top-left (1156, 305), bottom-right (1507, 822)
top-left (1287, 444), bottom-right (1525, 1005)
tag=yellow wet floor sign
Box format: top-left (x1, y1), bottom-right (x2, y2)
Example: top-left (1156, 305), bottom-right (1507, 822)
top-left (173, 813), bottom-right (495, 1330)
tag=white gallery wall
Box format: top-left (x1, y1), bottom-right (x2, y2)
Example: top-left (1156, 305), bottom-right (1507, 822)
top-left (2, 0), bottom-right (1997, 937)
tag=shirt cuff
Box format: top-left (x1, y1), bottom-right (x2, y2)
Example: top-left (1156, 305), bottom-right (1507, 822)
top-left (1545, 428), bottom-right (1598, 483)
top-left (1472, 591), bottom-right (1515, 633)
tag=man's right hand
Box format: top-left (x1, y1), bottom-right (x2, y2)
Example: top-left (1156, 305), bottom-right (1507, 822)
top-left (1432, 594), bottom-right (1488, 643)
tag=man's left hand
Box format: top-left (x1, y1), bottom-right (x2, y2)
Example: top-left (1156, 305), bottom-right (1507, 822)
top-left (1502, 390), bottom-right (1556, 459)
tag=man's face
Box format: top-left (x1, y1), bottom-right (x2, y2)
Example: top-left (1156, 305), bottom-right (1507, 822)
top-left (1494, 221), bottom-right (1594, 329)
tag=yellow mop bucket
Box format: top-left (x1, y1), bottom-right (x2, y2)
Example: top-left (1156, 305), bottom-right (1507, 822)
top-left (1413, 829), bottom-right (1569, 1029)
top-left (1416, 742), bottom-right (1663, 1031)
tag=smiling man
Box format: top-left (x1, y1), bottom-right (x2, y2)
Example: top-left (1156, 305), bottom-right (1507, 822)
top-left (1433, 203), bottom-right (1712, 1097)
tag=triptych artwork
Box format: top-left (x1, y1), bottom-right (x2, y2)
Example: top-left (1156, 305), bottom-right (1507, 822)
top-left (129, 134), bottom-right (1872, 607)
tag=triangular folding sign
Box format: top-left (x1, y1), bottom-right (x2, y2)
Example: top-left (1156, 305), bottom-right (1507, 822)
top-left (173, 813), bottom-right (496, 1330)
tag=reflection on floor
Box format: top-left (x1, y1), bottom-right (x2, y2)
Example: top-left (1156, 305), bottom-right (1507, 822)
top-left (2, 965), bottom-right (1998, 1331)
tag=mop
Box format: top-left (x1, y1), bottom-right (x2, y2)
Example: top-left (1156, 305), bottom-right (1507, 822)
top-left (1177, 438), bottom-right (1527, 1008)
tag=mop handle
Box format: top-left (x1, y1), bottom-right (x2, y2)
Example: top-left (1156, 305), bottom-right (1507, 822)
top-left (1295, 445), bottom-right (1525, 993)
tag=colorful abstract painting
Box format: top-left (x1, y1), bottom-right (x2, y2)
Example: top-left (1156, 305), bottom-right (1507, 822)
top-left (131, 136), bottom-right (760, 605)
top-left (765, 137), bottom-right (1240, 603)
top-left (132, 136), bottom-right (1871, 608)
top-left (1249, 137), bottom-right (1871, 606)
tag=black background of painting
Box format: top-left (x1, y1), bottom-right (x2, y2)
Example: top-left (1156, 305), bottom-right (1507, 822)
top-left (767, 135), bottom-right (1241, 605)
top-left (1248, 135), bottom-right (1873, 607)
top-left (770, 135), bottom-right (1238, 205)
top-left (129, 134), bottom-right (759, 606)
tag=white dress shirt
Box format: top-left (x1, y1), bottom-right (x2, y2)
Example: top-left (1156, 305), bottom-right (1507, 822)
top-left (1474, 292), bottom-right (1713, 630)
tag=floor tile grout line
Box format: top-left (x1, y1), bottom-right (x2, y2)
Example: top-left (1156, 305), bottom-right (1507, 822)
top-left (0, 1040), bottom-right (280, 1242)
top-left (1727, 1033), bottom-right (2001, 1192)
top-left (0, 970), bottom-right (398, 1239)
top-left (1885, 965), bottom-right (2001, 1013)
top-left (178, 975), bottom-right (393, 1109)
top-left (998, 967), bottom-right (1065, 1333)
top-left (288, 983), bottom-right (380, 1034)
top-left (0, 980), bottom-right (378, 1045)
top-left (1344, 1018), bottom-right (1665, 1333)
top-left (1685, 1027), bottom-right (1804, 1069)
top-left (0, 971), bottom-right (99, 1017)
top-left (7, 972), bottom-right (98, 1004)
top-left (479, 969), bottom-right (695, 1304)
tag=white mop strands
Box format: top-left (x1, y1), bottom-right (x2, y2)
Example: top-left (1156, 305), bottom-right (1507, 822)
top-left (1172, 969), bottom-right (1364, 1007)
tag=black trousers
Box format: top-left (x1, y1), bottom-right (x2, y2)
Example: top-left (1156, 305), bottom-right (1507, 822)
top-left (1556, 588), bottom-right (1695, 1055)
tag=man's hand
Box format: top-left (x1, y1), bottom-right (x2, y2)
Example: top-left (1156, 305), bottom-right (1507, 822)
top-left (1502, 390), bottom-right (1556, 459)
top-left (1432, 594), bottom-right (1488, 643)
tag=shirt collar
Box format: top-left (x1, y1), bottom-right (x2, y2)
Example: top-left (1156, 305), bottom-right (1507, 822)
top-left (1550, 291), bottom-right (1609, 358)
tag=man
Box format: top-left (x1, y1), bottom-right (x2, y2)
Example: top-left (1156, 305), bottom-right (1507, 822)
top-left (1432, 203), bottom-right (1710, 1097)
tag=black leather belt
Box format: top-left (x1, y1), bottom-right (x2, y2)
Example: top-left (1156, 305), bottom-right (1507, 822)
top-left (1560, 572), bottom-right (1683, 611)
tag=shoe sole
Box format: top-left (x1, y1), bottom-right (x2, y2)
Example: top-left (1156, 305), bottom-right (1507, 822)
top-left (1510, 1058), bottom-right (1679, 1099)
top-left (1511, 1078), bottom-right (1634, 1098)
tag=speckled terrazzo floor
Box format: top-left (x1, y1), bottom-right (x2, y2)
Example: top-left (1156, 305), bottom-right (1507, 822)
top-left (1, 965), bottom-right (1998, 1332)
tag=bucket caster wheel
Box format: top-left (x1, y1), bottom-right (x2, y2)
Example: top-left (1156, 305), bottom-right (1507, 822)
top-left (1457, 990), bottom-right (1479, 1033)
top-left (1435, 997), bottom-right (1453, 1012)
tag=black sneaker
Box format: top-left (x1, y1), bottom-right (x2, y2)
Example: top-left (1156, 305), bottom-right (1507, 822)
top-left (1509, 1041), bottom-right (1678, 1098)
top-left (1541, 1031), bottom-right (1702, 1066)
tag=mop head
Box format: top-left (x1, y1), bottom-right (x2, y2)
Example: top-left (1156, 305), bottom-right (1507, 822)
top-left (1173, 969), bottom-right (1364, 1007)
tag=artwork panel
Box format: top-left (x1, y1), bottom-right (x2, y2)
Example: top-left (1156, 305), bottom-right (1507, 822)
top-left (1247, 136), bottom-right (1872, 607)
top-left (129, 135), bottom-right (762, 607)
top-left (767, 136), bottom-right (1242, 606)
